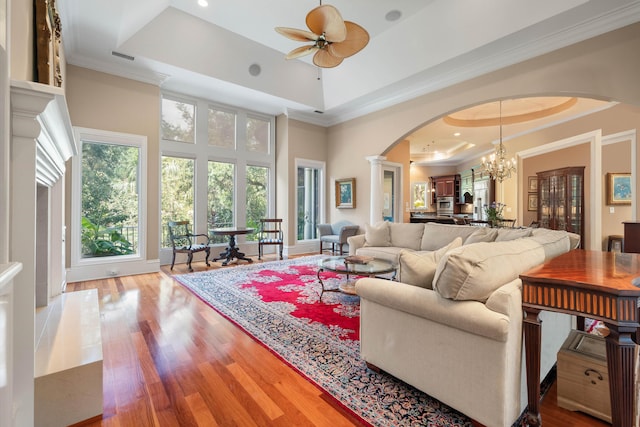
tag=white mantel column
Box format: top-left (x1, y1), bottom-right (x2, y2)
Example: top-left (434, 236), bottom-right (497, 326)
top-left (366, 155), bottom-right (386, 224)
top-left (10, 81), bottom-right (76, 427)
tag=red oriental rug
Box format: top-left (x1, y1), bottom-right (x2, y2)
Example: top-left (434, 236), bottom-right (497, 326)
top-left (174, 256), bottom-right (529, 427)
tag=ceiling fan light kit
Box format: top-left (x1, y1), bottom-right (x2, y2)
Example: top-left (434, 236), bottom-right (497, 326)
top-left (275, 4), bottom-right (370, 68)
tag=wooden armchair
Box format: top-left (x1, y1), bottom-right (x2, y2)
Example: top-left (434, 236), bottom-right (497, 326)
top-left (257, 218), bottom-right (284, 260)
top-left (167, 220), bottom-right (211, 272)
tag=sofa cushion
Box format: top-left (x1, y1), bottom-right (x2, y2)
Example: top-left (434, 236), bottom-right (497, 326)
top-left (389, 223), bottom-right (425, 250)
top-left (420, 223), bottom-right (477, 251)
top-left (433, 239), bottom-right (545, 302)
top-left (495, 227), bottom-right (533, 242)
top-left (356, 246), bottom-right (404, 264)
top-left (398, 237), bottom-right (463, 288)
top-left (464, 227), bottom-right (498, 244)
top-left (363, 221), bottom-right (391, 247)
top-left (530, 228), bottom-right (571, 260)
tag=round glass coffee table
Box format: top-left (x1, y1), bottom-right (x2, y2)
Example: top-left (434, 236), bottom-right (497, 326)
top-left (317, 256), bottom-right (397, 301)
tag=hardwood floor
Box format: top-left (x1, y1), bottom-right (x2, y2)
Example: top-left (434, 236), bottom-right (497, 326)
top-left (66, 256), bottom-right (609, 427)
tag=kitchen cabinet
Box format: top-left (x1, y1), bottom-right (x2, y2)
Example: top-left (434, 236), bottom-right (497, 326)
top-left (537, 166), bottom-right (584, 247)
top-left (431, 174), bottom-right (460, 198)
top-left (459, 169), bottom-right (474, 204)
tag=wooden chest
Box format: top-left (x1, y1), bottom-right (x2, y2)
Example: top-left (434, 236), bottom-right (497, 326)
top-left (557, 330), bottom-right (611, 423)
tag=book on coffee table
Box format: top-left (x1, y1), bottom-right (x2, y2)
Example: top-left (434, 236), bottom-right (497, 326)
top-left (344, 255), bottom-right (374, 264)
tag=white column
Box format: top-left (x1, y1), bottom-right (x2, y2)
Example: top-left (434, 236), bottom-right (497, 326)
top-left (10, 81), bottom-right (76, 427)
top-left (366, 155), bottom-right (386, 224)
top-left (10, 92), bottom-right (48, 427)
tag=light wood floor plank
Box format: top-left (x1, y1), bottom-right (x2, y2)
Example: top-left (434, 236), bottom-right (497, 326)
top-left (226, 362), bottom-right (285, 420)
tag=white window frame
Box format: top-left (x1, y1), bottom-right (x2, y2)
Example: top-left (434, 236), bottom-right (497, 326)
top-left (68, 128), bottom-right (148, 281)
top-left (159, 91), bottom-right (275, 265)
top-left (161, 94), bottom-right (197, 144)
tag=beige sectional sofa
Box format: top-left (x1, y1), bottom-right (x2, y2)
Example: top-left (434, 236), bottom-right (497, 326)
top-left (349, 222), bottom-right (578, 427)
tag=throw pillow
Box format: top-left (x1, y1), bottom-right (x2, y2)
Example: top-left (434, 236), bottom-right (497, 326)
top-left (464, 227), bottom-right (498, 244)
top-left (432, 239), bottom-right (545, 302)
top-left (495, 228), bottom-right (532, 242)
top-left (399, 237), bottom-right (462, 289)
top-left (363, 221), bottom-right (391, 247)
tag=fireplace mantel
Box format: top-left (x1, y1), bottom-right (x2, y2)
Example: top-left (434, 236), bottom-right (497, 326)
top-left (11, 80), bottom-right (77, 186)
top-left (9, 79), bottom-right (76, 427)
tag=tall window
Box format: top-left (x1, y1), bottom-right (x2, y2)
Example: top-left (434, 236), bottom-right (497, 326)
top-left (160, 93), bottom-right (275, 263)
top-left (208, 161), bottom-right (235, 243)
top-left (71, 128), bottom-right (147, 271)
top-left (161, 156), bottom-right (195, 247)
top-left (296, 160), bottom-right (324, 241)
top-left (246, 165), bottom-right (268, 241)
top-left (80, 142), bottom-right (140, 257)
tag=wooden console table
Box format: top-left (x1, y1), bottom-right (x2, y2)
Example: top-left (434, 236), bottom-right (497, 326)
top-left (520, 250), bottom-right (640, 427)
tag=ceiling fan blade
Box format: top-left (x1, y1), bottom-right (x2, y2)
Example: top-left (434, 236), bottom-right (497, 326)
top-left (275, 27), bottom-right (318, 42)
top-left (285, 45), bottom-right (317, 60)
top-left (313, 49), bottom-right (343, 68)
top-left (306, 5), bottom-right (346, 42)
top-left (328, 21), bottom-right (370, 58)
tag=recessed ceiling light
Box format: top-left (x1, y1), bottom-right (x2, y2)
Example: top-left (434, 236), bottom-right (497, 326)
top-left (385, 10), bottom-right (402, 22)
top-left (198, 0), bottom-right (208, 7)
top-left (453, 132), bottom-right (461, 137)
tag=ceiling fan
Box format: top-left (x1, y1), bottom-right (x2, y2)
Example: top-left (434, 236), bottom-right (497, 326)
top-left (275, 3), bottom-right (370, 68)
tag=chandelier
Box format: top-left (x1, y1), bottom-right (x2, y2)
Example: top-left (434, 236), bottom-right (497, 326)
top-left (482, 100), bottom-right (516, 182)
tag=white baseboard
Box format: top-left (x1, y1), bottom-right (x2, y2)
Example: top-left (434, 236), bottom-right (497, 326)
top-left (66, 259), bottom-right (160, 283)
top-left (286, 241), bottom-right (319, 256)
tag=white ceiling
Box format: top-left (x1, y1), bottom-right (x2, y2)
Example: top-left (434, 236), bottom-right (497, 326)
top-left (57, 0), bottom-right (640, 162)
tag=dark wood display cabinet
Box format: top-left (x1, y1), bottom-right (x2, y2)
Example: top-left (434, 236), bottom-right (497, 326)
top-left (537, 166), bottom-right (585, 247)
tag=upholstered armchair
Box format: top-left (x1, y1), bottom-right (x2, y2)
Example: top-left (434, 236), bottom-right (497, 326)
top-left (317, 221), bottom-right (360, 255)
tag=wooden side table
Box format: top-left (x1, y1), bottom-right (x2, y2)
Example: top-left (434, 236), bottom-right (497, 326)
top-left (210, 227), bottom-right (254, 266)
top-left (520, 250), bottom-right (640, 427)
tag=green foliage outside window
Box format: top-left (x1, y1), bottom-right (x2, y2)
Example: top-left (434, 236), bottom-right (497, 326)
top-left (81, 217), bottom-right (134, 256)
top-left (161, 157), bottom-right (195, 247)
top-left (208, 161), bottom-right (234, 244)
top-left (245, 166), bottom-right (268, 241)
top-left (81, 142), bottom-right (138, 257)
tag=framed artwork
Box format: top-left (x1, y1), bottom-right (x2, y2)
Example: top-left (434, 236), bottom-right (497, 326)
top-left (411, 182), bottom-right (428, 208)
top-left (335, 178), bottom-right (356, 209)
top-left (528, 193), bottom-right (538, 211)
top-left (528, 176), bottom-right (538, 193)
top-left (606, 173), bottom-right (632, 205)
top-left (35, 0), bottom-right (63, 87)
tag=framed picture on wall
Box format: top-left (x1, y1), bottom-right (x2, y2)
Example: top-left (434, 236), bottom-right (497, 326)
top-left (335, 178), bottom-right (356, 208)
top-left (411, 182), bottom-right (428, 208)
top-left (528, 176), bottom-right (538, 193)
top-left (606, 173), bottom-right (632, 205)
top-left (528, 194), bottom-right (538, 211)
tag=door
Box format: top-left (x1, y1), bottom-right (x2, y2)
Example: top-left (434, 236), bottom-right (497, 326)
top-left (382, 165), bottom-right (401, 222)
